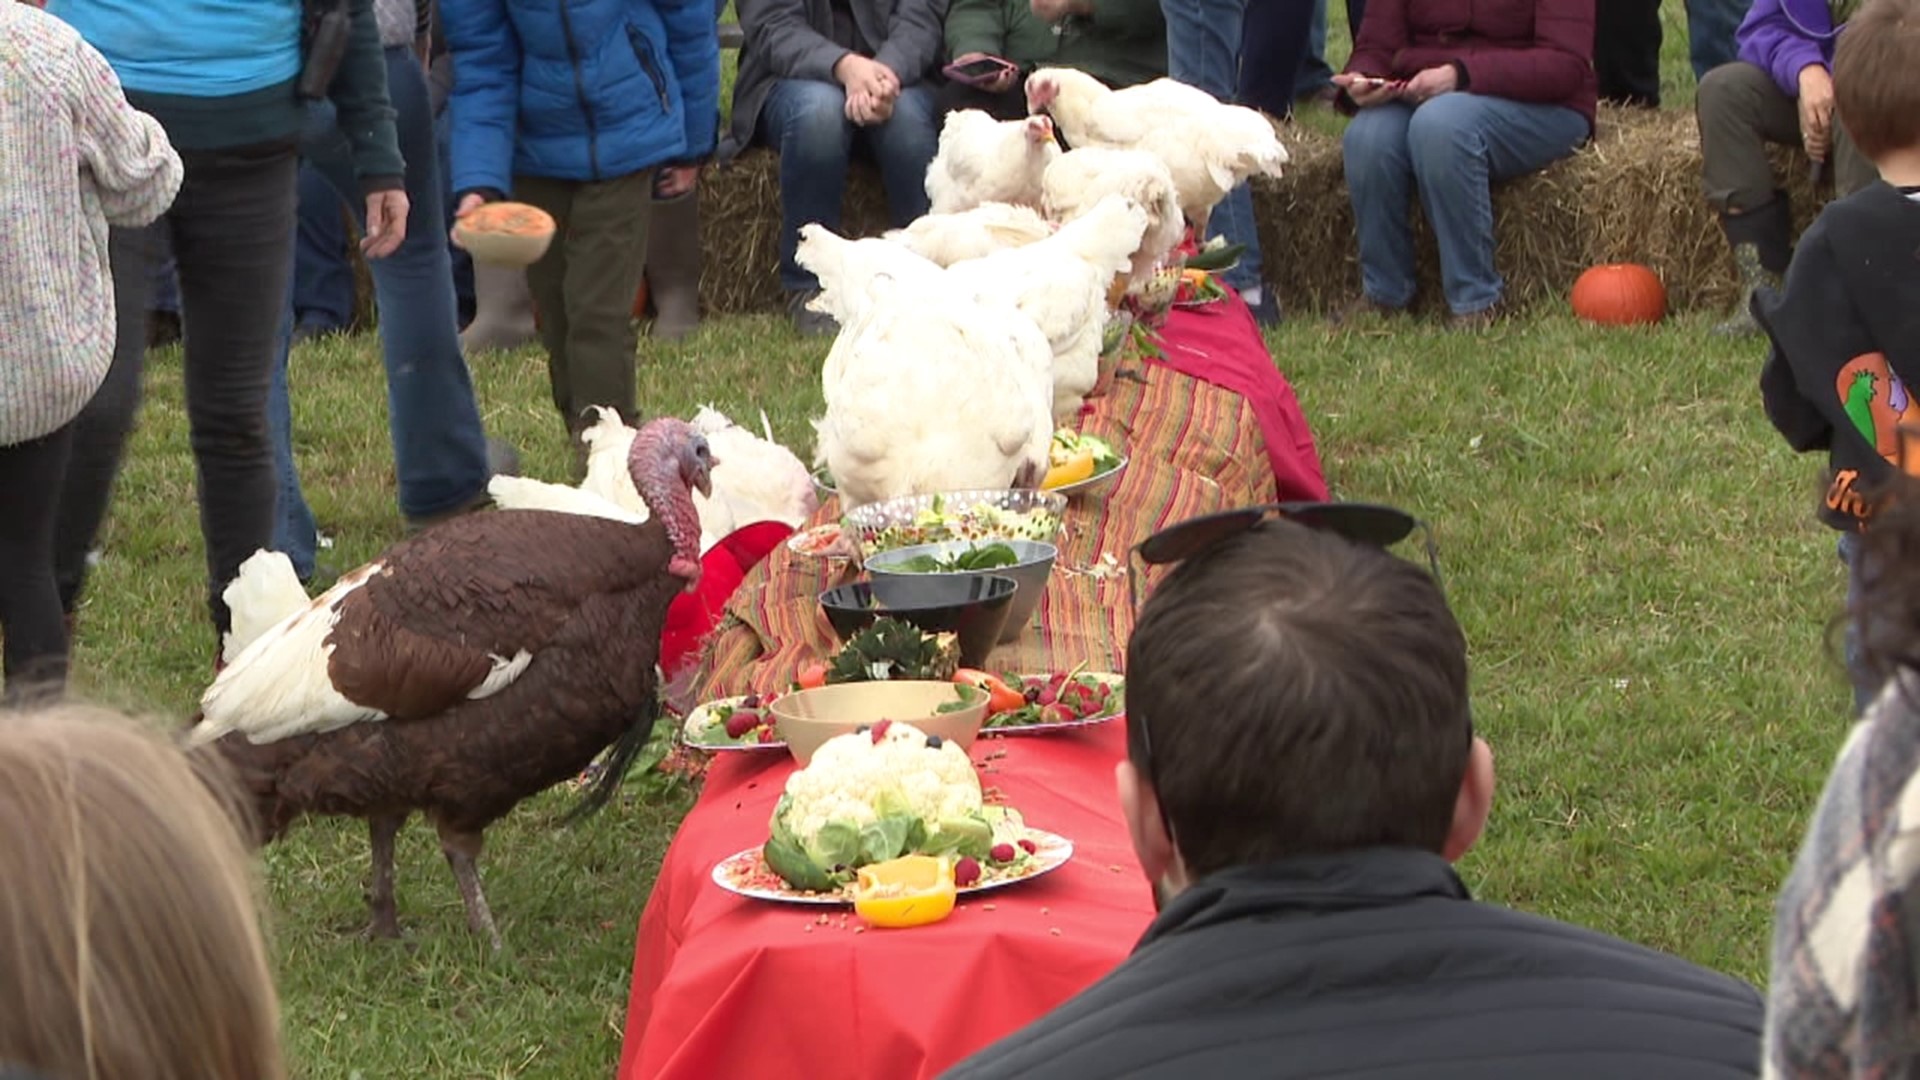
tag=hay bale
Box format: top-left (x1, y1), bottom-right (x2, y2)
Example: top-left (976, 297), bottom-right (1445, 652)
top-left (1258, 104), bottom-right (1825, 316)
top-left (699, 151), bottom-right (895, 314)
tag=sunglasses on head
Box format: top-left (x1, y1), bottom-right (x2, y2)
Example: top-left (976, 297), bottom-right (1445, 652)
top-left (1123, 501), bottom-right (1447, 841)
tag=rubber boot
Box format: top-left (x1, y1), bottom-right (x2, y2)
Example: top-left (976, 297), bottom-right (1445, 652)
top-left (646, 186), bottom-right (703, 341)
top-left (461, 261), bottom-right (538, 353)
top-left (1713, 195), bottom-right (1794, 338)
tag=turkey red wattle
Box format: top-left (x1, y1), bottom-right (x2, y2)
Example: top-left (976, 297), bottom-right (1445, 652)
top-left (628, 418), bottom-right (710, 589)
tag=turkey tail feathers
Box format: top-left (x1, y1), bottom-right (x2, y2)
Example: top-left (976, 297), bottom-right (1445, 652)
top-left (563, 694), bottom-right (660, 824)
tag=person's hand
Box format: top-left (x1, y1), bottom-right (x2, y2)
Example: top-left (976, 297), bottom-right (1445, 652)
top-left (450, 192), bottom-right (487, 245)
top-left (953, 51), bottom-right (1019, 94)
top-left (1798, 63), bottom-right (1835, 162)
top-left (361, 189), bottom-right (410, 259)
top-left (845, 88), bottom-right (896, 125)
top-left (655, 165), bottom-right (700, 198)
top-left (1333, 72), bottom-right (1400, 108)
top-left (834, 54), bottom-right (899, 101)
top-left (1030, 0), bottom-right (1091, 22)
top-left (1400, 64), bottom-right (1458, 104)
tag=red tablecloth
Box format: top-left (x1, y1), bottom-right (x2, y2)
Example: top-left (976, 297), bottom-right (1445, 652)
top-left (619, 722), bottom-right (1154, 1080)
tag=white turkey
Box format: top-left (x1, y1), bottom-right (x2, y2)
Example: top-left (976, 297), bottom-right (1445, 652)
top-left (812, 275), bottom-right (1054, 510)
top-left (925, 110), bottom-right (1061, 214)
top-left (1025, 67), bottom-right (1289, 236)
top-left (185, 417), bottom-right (715, 950)
top-left (794, 223), bottom-right (946, 326)
top-left (947, 194), bottom-right (1150, 420)
top-left (883, 202), bottom-right (1056, 267)
top-left (1041, 147), bottom-right (1185, 294)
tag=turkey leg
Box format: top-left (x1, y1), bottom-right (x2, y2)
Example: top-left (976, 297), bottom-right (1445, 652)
top-left (434, 820), bottom-right (502, 952)
top-left (365, 814), bottom-right (405, 940)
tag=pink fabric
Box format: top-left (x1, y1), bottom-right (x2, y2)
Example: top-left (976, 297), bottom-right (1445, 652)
top-left (1152, 295), bottom-right (1330, 503)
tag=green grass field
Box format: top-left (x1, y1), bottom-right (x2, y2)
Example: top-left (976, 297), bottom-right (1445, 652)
top-left (64, 5), bottom-right (1833, 1076)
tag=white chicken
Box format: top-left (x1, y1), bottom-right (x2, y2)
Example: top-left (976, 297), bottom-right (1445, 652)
top-left (883, 202), bottom-right (1056, 267)
top-left (795, 224), bottom-right (945, 325)
top-left (1041, 147), bottom-right (1185, 293)
top-left (813, 275), bottom-right (1054, 510)
top-left (1025, 67), bottom-right (1289, 235)
top-left (925, 110), bottom-right (1061, 214)
top-left (487, 407), bottom-right (816, 552)
top-left (947, 194), bottom-right (1149, 419)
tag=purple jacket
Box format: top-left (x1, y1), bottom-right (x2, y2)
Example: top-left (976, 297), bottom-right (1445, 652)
top-left (1737, 0), bottom-right (1846, 97)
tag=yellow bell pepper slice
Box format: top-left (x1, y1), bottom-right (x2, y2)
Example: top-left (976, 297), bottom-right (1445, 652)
top-left (853, 855), bottom-right (958, 928)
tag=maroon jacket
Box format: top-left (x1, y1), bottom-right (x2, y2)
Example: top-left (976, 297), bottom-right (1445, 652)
top-left (1343, 0), bottom-right (1596, 134)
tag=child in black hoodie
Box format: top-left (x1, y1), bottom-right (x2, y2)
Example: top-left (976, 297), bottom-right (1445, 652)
top-left (1755, 0), bottom-right (1920, 713)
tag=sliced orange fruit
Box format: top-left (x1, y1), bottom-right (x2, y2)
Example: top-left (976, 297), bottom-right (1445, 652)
top-left (853, 855), bottom-right (958, 928)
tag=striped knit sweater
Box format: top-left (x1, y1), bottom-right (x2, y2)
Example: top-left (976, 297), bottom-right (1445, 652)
top-left (0, 3), bottom-right (181, 446)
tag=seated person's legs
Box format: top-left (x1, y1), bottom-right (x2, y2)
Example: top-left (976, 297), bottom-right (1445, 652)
top-left (1696, 60), bottom-right (1800, 332)
top-left (1403, 93), bottom-right (1587, 318)
top-left (1341, 103), bottom-right (1419, 310)
top-left (866, 84), bottom-right (942, 226)
top-left (759, 78), bottom-right (858, 298)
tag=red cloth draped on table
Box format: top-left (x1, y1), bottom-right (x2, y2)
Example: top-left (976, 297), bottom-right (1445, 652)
top-left (618, 723), bottom-right (1153, 1080)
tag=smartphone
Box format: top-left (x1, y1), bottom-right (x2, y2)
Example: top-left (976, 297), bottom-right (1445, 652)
top-left (943, 56), bottom-right (1018, 89)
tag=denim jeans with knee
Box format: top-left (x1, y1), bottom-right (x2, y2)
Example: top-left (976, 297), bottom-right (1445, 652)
top-left (1342, 94), bottom-right (1587, 315)
top-left (760, 78), bottom-right (940, 294)
top-left (268, 45), bottom-right (490, 579)
top-left (1685, 0), bottom-right (1743, 81)
top-left (1162, 0), bottom-right (1262, 294)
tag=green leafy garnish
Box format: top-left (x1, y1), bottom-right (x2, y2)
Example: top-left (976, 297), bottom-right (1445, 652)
top-left (893, 542), bottom-right (1020, 573)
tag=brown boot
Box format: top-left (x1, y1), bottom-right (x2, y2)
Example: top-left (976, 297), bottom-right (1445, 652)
top-left (646, 187), bottom-right (703, 341)
top-left (461, 262), bottom-right (538, 353)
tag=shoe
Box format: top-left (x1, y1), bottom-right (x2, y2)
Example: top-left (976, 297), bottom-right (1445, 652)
top-left (646, 187), bottom-right (703, 341)
top-left (1245, 290), bottom-right (1283, 328)
top-left (788, 291), bottom-right (838, 338)
top-left (1712, 196), bottom-right (1793, 338)
top-left (1327, 293), bottom-right (1403, 327)
top-left (1449, 300), bottom-right (1507, 332)
top-left (1295, 85), bottom-right (1341, 113)
top-left (402, 438), bottom-right (519, 533)
top-left (146, 310), bottom-right (182, 350)
top-left (291, 318), bottom-right (342, 346)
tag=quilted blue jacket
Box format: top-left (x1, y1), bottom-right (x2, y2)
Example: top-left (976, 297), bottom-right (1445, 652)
top-left (443, 0), bottom-right (720, 196)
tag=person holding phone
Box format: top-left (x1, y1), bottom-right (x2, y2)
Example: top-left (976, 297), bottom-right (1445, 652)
top-left (724, 0), bottom-right (949, 337)
top-left (1331, 0), bottom-right (1594, 330)
top-left (940, 0), bottom-right (1168, 120)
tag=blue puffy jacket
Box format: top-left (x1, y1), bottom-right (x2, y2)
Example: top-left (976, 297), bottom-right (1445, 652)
top-left (444, 0), bottom-right (720, 196)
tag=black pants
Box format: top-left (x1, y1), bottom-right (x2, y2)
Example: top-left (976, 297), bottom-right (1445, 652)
top-left (1239, 0), bottom-right (1368, 118)
top-left (0, 421), bottom-right (77, 703)
top-left (1595, 0), bottom-right (1664, 107)
top-left (56, 140), bottom-right (299, 640)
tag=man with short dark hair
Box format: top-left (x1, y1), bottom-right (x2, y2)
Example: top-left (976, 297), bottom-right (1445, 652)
top-left (944, 509), bottom-right (1765, 1079)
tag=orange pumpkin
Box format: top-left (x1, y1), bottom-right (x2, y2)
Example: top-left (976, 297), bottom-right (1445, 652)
top-left (1570, 264), bottom-right (1667, 327)
top-left (452, 202), bottom-right (556, 267)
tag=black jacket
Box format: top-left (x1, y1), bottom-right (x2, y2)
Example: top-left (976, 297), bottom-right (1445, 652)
top-left (1756, 181), bottom-right (1920, 531)
top-left (942, 849), bottom-right (1764, 1079)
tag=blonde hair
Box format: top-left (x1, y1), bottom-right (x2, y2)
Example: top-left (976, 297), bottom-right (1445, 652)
top-left (0, 705), bottom-right (284, 1080)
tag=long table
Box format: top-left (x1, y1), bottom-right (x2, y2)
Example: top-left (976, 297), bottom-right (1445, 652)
top-left (618, 722), bottom-right (1154, 1080)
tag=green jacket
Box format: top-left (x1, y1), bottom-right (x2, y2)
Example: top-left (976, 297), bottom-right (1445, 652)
top-left (943, 0), bottom-right (1165, 89)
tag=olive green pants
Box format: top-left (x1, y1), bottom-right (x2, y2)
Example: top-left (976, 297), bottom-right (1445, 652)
top-left (514, 169), bottom-right (654, 434)
top-left (1697, 61), bottom-right (1878, 213)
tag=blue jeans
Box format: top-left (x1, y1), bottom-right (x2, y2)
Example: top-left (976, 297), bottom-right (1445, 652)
top-left (1839, 531), bottom-right (1882, 716)
top-left (268, 45), bottom-right (490, 579)
top-left (434, 94), bottom-right (476, 326)
top-left (1686, 0), bottom-right (1744, 82)
top-left (759, 79), bottom-right (940, 294)
top-left (152, 229), bottom-right (179, 315)
top-left (1163, 0), bottom-right (1262, 294)
top-left (292, 162), bottom-right (355, 331)
top-left (1343, 94), bottom-right (1587, 315)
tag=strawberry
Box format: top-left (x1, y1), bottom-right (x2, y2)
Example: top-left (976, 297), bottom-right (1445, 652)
top-left (757, 726), bottom-right (780, 744)
top-left (871, 719), bottom-right (893, 743)
top-left (1042, 704), bottom-right (1074, 725)
top-left (1018, 838), bottom-right (1037, 854)
top-left (723, 708), bottom-right (759, 739)
top-left (989, 843), bottom-right (1017, 863)
top-left (954, 857), bottom-right (982, 887)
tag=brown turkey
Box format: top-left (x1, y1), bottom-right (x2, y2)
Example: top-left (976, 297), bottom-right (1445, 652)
top-left (185, 417), bottom-right (715, 951)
